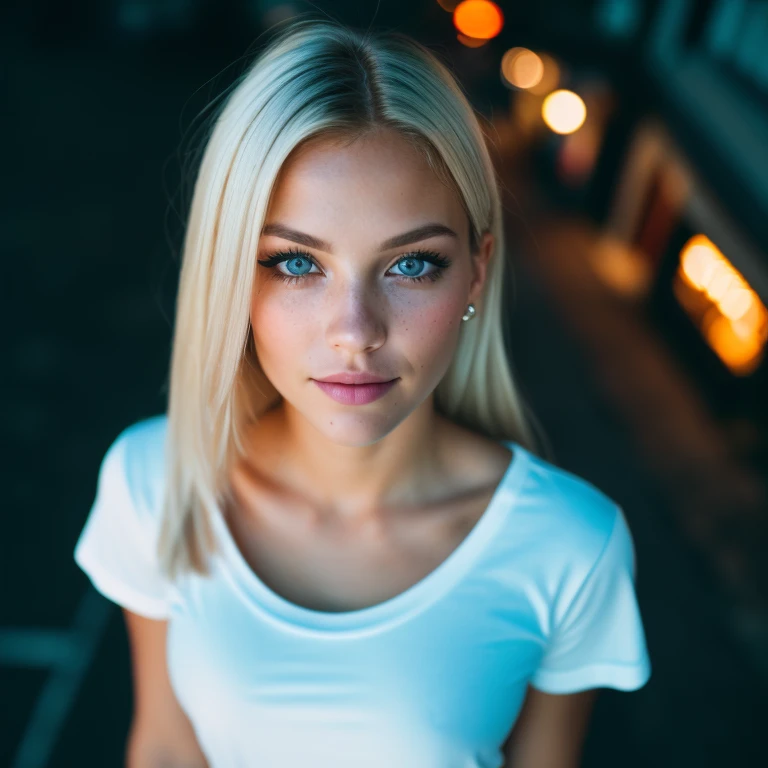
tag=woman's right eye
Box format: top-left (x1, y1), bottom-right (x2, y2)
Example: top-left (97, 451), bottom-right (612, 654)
top-left (257, 249), bottom-right (320, 285)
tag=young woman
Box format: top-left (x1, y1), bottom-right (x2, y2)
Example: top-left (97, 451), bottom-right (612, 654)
top-left (74, 16), bottom-right (651, 768)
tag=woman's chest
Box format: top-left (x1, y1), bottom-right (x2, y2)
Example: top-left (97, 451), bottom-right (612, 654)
top-left (166, 576), bottom-right (542, 764)
top-left (222, 486), bottom-right (499, 613)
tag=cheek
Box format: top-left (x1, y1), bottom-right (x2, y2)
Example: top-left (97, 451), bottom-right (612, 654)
top-left (397, 296), bottom-right (465, 356)
top-left (250, 292), bottom-right (314, 365)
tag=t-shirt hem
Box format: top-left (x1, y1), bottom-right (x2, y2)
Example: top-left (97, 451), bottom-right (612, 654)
top-left (74, 544), bottom-right (169, 620)
top-left (530, 658), bottom-right (651, 694)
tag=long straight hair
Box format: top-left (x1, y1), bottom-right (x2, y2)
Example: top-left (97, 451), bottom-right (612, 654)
top-left (157, 15), bottom-right (548, 582)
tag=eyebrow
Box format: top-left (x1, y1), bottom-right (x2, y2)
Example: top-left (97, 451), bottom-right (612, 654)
top-left (260, 222), bottom-right (459, 252)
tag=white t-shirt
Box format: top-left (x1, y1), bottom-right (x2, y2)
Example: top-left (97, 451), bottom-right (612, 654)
top-left (74, 414), bottom-right (651, 768)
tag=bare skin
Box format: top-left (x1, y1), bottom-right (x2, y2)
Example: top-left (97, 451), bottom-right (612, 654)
top-left (226, 408), bottom-right (514, 612)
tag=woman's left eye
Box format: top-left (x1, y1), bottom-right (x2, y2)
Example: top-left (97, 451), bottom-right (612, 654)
top-left (257, 247), bottom-right (452, 286)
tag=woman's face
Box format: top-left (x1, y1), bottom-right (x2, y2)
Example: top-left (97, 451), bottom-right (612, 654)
top-left (250, 129), bottom-right (493, 445)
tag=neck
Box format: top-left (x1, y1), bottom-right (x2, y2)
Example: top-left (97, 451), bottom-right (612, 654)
top-left (241, 399), bottom-right (452, 525)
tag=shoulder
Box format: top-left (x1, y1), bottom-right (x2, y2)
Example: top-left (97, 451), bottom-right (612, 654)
top-left (519, 450), bottom-right (623, 569)
top-left (75, 413), bottom-right (175, 619)
top-left (104, 414), bottom-right (169, 521)
top-left (443, 421), bottom-right (620, 547)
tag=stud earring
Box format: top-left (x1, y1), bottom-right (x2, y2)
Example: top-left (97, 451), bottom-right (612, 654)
top-left (462, 304), bottom-right (476, 322)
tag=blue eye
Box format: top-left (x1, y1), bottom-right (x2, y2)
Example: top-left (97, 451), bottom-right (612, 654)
top-left (257, 247), bottom-right (452, 286)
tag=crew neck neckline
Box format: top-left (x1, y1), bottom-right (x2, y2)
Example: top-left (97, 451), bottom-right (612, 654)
top-left (210, 439), bottom-right (531, 635)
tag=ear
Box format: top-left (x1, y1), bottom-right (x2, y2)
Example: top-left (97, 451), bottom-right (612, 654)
top-left (467, 231), bottom-right (495, 308)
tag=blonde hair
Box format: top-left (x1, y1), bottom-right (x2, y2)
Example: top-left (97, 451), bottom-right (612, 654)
top-left (157, 15), bottom-right (549, 582)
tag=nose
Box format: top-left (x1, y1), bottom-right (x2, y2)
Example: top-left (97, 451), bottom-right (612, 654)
top-left (323, 287), bottom-right (388, 354)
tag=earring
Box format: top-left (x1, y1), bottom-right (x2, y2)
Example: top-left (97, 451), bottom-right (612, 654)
top-left (462, 304), bottom-right (476, 322)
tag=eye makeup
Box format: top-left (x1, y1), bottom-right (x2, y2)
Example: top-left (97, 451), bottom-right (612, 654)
top-left (257, 246), bottom-right (452, 287)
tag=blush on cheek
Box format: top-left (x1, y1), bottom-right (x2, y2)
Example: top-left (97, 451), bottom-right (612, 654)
top-left (415, 300), bottom-right (464, 335)
top-left (399, 300), bottom-right (464, 365)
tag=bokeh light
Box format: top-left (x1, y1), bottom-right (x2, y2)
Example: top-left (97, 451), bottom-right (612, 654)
top-left (675, 234), bottom-right (768, 374)
top-left (453, 0), bottom-right (504, 40)
top-left (542, 89), bottom-right (587, 134)
top-left (501, 48), bottom-right (544, 90)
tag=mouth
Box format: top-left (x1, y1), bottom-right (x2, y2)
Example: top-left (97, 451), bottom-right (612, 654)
top-left (311, 378), bottom-right (399, 405)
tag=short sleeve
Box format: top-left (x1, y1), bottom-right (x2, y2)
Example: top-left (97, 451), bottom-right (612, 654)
top-left (531, 505), bottom-right (652, 694)
top-left (73, 426), bottom-right (172, 619)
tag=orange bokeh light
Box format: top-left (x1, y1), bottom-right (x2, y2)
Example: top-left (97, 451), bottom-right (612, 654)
top-left (501, 48), bottom-right (544, 89)
top-left (454, 0), bottom-right (504, 40)
top-left (675, 234), bottom-right (768, 375)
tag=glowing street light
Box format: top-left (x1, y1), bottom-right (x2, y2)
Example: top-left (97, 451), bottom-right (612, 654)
top-left (542, 89), bottom-right (587, 134)
top-left (501, 48), bottom-right (544, 89)
top-left (453, 0), bottom-right (504, 40)
top-left (675, 234), bottom-right (768, 374)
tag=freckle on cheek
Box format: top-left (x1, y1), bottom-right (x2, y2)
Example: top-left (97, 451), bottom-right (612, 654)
top-left (422, 304), bottom-right (459, 328)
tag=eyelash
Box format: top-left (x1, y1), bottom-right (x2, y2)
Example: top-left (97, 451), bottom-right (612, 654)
top-left (256, 247), bottom-right (452, 286)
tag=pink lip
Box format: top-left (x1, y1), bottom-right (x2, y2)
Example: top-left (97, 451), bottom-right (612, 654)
top-left (312, 378), bottom-right (398, 405)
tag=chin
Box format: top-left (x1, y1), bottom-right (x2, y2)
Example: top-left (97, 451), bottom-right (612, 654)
top-left (309, 410), bottom-right (406, 448)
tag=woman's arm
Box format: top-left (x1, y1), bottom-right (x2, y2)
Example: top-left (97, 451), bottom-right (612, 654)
top-left (502, 686), bottom-right (598, 768)
top-left (122, 609), bottom-right (209, 768)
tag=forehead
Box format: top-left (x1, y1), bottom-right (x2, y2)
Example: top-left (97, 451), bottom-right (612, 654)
top-left (264, 131), bottom-right (468, 247)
